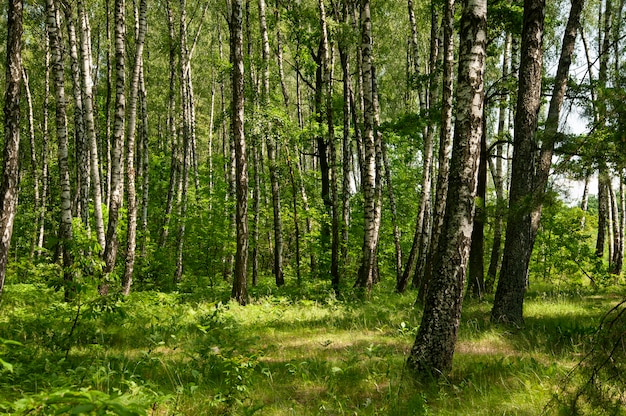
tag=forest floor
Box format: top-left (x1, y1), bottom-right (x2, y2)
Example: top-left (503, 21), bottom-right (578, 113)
top-left (0, 278), bottom-right (623, 415)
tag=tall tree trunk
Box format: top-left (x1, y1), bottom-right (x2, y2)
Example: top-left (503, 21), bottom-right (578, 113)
top-left (122, 0), bottom-right (147, 295)
top-left (175, 0), bottom-right (192, 283)
top-left (399, 4), bottom-right (439, 293)
top-left (337, 0), bottom-right (352, 267)
top-left (467, 121), bottom-right (487, 298)
top-left (230, 0), bottom-right (249, 305)
top-left (486, 31), bottom-right (512, 294)
top-left (610, 178), bottom-right (623, 274)
top-left (316, 0), bottom-right (332, 281)
top-left (38, 31), bottom-right (51, 258)
top-left (318, 0), bottom-right (339, 291)
top-left (286, 145), bottom-right (301, 283)
top-left (139, 59), bottom-right (150, 259)
top-left (260, 0), bottom-right (284, 287)
top-left (491, 0), bottom-right (547, 325)
top-left (412, 7), bottom-right (440, 291)
top-left (355, 0), bottom-right (379, 291)
top-left (407, 0), bottom-right (486, 376)
top-left (23, 68), bottom-right (40, 260)
top-left (160, 0), bottom-right (179, 248)
top-left (418, 0), bottom-right (454, 303)
top-left (597, 170), bottom-right (610, 257)
top-left (78, 0), bottom-right (106, 250)
top-left (104, 0), bottom-right (113, 208)
top-left (103, 0), bottom-right (127, 274)
top-left (275, 4), bottom-right (289, 108)
top-left (47, 0), bottom-right (75, 301)
top-left (594, 0), bottom-right (612, 261)
top-left (64, 2), bottom-right (89, 227)
top-left (613, 172), bottom-right (625, 275)
top-left (492, 0), bottom-right (584, 323)
top-left (0, 0), bottom-right (23, 297)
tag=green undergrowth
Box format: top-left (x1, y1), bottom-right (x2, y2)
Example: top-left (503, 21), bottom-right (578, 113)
top-left (0, 279), bottom-right (623, 415)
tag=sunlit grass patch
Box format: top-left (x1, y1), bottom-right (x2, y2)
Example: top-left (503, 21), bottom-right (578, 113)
top-left (1, 280), bottom-right (622, 415)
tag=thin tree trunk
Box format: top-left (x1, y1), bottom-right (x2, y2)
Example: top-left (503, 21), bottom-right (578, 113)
top-left (286, 145), bottom-right (301, 283)
top-left (47, 0), bottom-right (75, 301)
top-left (139, 59), bottom-right (150, 259)
top-left (231, 0), bottom-right (249, 305)
top-left (316, 0), bottom-right (332, 281)
top-left (418, 0), bottom-right (454, 303)
top-left (610, 178), bottom-right (623, 274)
top-left (399, 4), bottom-right (439, 293)
top-left (486, 31), bottom-right (512, 293)
top-left (103, 0), bottom-right (127, 274)
top-left (160, 0), bottom-right (179, 248)
top-left (260, 0), bottom-right (284, 287)
top-left (0, 0), bottom-right (23, 296)
top-left (467, 120), bottom-right (487, 298)
top-left (412, 7), bottom-right (440, 291)
top-left (597, 171), bottom-right (610, 258)
top-left (175, 0), bottom-right (192, 283)
top-left (407, 0), bottom-right (486, 376)
top-left (613, 172), bottom-right (625, 275)
top-left (64, 1), bottom-right (89, 227)
top-left (78, 0), bottom-right (106, 250)
top-left (122, 0), bottom-right (147, 295)
top-left (337, 0), bottom-right (352, 268)
top-left (356, 0), bottom-right (379, 292)
top-left (23, 68), bottom-right (40, 260)
top-left (38, 31), bottom-right (51, 258)
top-left (104, 0), bottom-right (112, 208)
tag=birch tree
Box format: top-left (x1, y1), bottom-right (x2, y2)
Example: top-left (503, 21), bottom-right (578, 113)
top-left (230, 0), bottom-right (249, 305)
top-left (407, 0), bottom-right (486, 376)
top-left (103, 0), bottom-right (127, 274)
top-left (0, 0), bottom-right (23, 296)
top-left (47, 0), bottom-right (75, 300)
top-left (492, 0), bottom-right (584, 324)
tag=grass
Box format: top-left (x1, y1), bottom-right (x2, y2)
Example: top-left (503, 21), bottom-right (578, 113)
top-left (0, 278), bottom-right (623, 415)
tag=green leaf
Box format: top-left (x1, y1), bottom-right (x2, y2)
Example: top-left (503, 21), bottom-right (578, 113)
top-left (0, 358), bottom-right (13, 372)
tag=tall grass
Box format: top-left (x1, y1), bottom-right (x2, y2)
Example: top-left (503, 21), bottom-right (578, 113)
top-left (0, 278), bottom-right (622, 415)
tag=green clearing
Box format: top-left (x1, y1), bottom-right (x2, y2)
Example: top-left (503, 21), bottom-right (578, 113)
top-left (0, 279), bottom-right (623, 415)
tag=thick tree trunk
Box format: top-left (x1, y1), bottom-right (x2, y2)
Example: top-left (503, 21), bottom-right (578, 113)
top-left (47, 0), bottom-right (75, 301)
top-left (407, 0), bottom-right (486, 376)
top-left (492, 0), bottom-right (583, 323)
top-left (492, 0), bottom-right (546, 325)
top-left (0, 0), bottom-right (23, 296)
top-left (103, 0), bottom-right (127, 274)
top-left (230, 0), bottom-right (249, 305)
